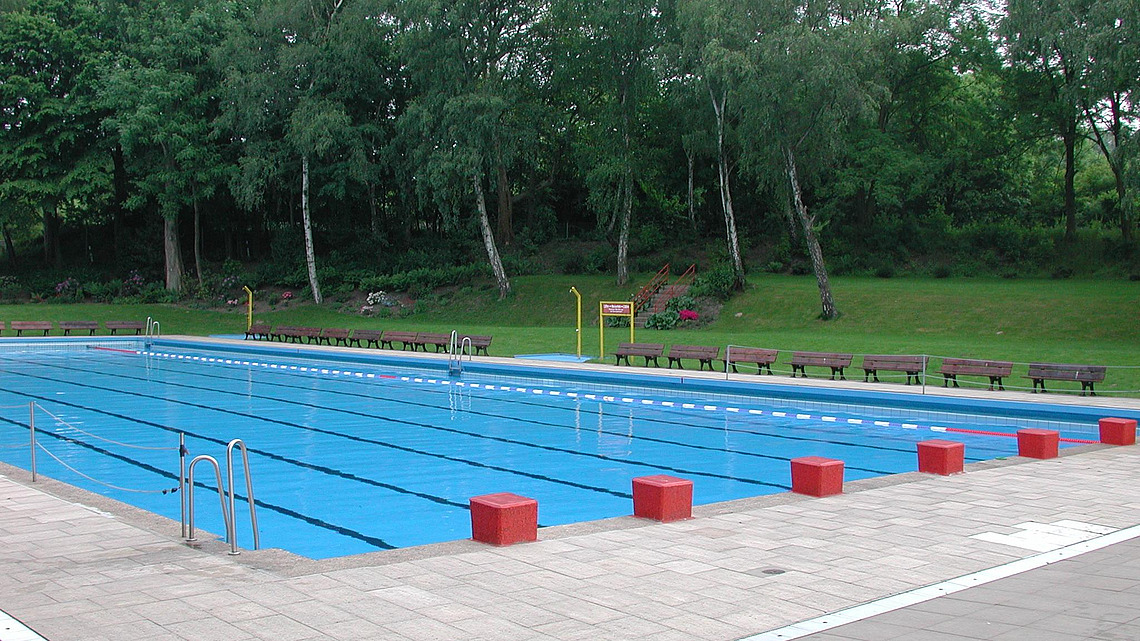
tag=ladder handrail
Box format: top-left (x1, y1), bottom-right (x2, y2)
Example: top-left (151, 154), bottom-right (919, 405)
top-left (226, 439), bottom-right (259, 554)
top-left (186, 455), bottom-right (230, 545)
top-left (448, 331), bottom-right (473, 376)
top-left (145, 317), bottom-right (161, 337)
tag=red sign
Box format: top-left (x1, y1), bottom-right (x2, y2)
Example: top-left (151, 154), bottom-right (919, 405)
top-left (602, 302), bottom-right (632, 315)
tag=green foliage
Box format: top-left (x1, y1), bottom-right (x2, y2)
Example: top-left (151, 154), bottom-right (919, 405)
top-left (690, 263), bottom-right (738, 300)
top-left (644, 309), bottom-right (679, 330)
top-left (358, 264), bottom-right (491, 296)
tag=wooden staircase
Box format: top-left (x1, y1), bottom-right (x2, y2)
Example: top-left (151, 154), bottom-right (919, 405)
top-left (633, 264), bottom-right (696, 328)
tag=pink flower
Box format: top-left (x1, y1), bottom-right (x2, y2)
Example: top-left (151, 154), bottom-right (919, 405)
top-left (679, 309), bottom-right (699, 321)
top-left (281, 291), bottom-right (294, 300)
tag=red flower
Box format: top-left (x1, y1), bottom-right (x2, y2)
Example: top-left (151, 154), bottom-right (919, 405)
top-left (679, 309), bottom-right (699, 321)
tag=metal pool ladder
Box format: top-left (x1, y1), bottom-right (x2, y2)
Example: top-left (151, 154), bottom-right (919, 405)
top-left (448, 330), bottom-right (472, 376)
top-left (185, 438), bottom-right (259, 555)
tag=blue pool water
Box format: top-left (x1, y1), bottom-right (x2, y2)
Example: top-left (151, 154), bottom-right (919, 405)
top-left (0, 339), bottom-right (1111, 559)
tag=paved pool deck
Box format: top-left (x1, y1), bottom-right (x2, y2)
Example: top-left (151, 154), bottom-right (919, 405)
top-left (2, 344), bottom-right (1140, 640)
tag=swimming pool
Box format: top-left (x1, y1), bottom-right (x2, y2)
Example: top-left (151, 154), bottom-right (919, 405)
top-left (0, 338), bottom-right (1119, 559)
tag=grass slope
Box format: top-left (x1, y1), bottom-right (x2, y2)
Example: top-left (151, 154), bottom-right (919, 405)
top-left (1, 274), bottom-right (1137, 394)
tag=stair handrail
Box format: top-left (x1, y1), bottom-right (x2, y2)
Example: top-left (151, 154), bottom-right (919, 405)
top-left (653, 264), bottom-right (697, 313)
top-left (633, 264), bottom-right (670, 314)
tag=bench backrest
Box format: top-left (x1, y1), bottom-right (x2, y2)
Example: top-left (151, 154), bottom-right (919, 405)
top-left (321, 328), bottom-right (350, 338)
top-left (940, 358), bottom-right (1013, 376)
top-left (352, 329), bottom-right (383, 339)
top-left (1027, 363), bottom-right (1107, 382)
top-left (862, 355), bottom-right (924, 370)
top-left (616, 342), bottom-right (665, 354)
top-left (106, 321), bottom-right (145, 329)
top-left (459, 334), bottom-right (493, 347)
top-left (381, 330), bottom-right (418, 341)
top-left (248, 323), bottom-right (271, 332)
top-left (668, 345), bottom-right (719, 358)
top-left (792, 351), bottom-right (854, 367)
top-left (725, 347), bottom-right (778, 363)
top-left (417, 332), bottom-right (451, 345)
top-left (59, 321), bottom-right (99, 329)
top-left (11, 321), bottom-right (52, 330)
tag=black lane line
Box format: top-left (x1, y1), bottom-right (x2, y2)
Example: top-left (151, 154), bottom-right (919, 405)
top-left (30, 357), bottom-right (813, 486)
top-left (0, 415), bottom-right (397, 550)
top-left (147, 349), bottom-right (929, 457)
top-left (104, 353), bottom-right (907, 474)
top-left (2, 368), bottom-right (660, 500)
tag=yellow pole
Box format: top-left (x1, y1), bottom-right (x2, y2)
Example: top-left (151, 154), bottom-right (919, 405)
top-left (243, 286), bottom-right (253, 331)
top-left (598, 301), bottom-right (604, 361)
top-left (570, 287), bottom-right (582, 358)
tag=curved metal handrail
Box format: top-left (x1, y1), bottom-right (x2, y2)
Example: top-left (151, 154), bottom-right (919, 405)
top-left (226, 439), bottom-right (260, 554)
top-left (186, 455), bottom-right (230, 546)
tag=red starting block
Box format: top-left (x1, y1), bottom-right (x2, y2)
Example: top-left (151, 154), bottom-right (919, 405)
top-left (469, 493), bottom-right (538, 546)
top-left (790, 456), bottom-right (844, 497)
top-left (917, 440), bottom-right (965, 475)
top-left (632, 475), bottom-right (693, 522)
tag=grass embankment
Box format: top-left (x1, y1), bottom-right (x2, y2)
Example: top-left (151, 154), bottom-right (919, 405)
top-left (2, 274), bottom-right (1138, 394)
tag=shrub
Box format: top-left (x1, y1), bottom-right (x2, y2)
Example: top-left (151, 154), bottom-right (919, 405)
top-left (874, 264), bottom-right (895, 279)
top-left (665, 294), bottom-right (697, 313)
top-left (644, 310), bottom-right (679, 330)
top-left (689, 263), bottom-right (737, 300)
top-left (933, 265), bottom-right (952, 279)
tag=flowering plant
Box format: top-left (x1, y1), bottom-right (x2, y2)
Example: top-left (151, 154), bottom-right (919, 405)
top-left (55, 277), bottom-right (81, 301)
top-left (226, 298), bottom-right (240, 306)
top-left (281, 291), bottom-right (294, 301)
top-left (678, 309), bottom-right (699, 321)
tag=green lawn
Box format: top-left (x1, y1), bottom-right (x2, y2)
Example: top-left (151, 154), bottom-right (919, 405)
top-left (2, 274), bottom-right (1138, 395)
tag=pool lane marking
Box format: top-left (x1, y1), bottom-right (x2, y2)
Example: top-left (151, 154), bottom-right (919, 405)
top-left (136, 350), bottom-right (1098, 445)
top-left (0, 412), bottom-right (398, 550)
top-left (80, 354), bottom-right (915, 475)
top-left (14, 357), bottom-right (803, 491)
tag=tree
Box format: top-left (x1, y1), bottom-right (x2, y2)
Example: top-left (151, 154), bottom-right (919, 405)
top-left (558, 0), bottom-right (670, 286)
top-left (0, 0), bottom-right (109, 268)
top-left (217, 0), bottom-right (395, 304)
top-left (395, 0), bottom-right (550, 299)
top-left (738, 0), bottom-right (877, 320)
top-left (100, 0), bottom-right (233, 292)
top-left (677, 0), bottom-right (750, 289)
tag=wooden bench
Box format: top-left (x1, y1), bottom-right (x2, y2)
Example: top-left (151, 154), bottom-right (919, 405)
top-left (380, 330), bottom-right (419, 350)
top-left (613, 342), bottom-right (664, 367)
top-left (295, 327), bottom-right (322, 344)
top-left (59, 321), bottom-right (99, 336)
top-left (105, 320), bottom-right (145, 335)
top-left (666, 345), bottom-right (720, 370)
top-left (416, 332), bottom-right (451, 353)
top-left (1025, 363), bottom-right (1107, 396)
top-left (723, 347), bottom-right (778, 374)
top-left (245, 323), bottom-right (272, 340)
top-left (349, 329), bottom-right (383, 348)
top-left (861, 355), bottom-right (926, 385)
top-left (319, 328), bottom-right (351, 346)
top-left (938, 358), bottom-right (1013, 391)
top-left (11, 321), bottom-right (53, 336)
top-left (271, 326), bottom-right (301, 342)
top-left (790, 351), bottom-right (854, 380)
top-left (457, 334), bottom-right (493, 356)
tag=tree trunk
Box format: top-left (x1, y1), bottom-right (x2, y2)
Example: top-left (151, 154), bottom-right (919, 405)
top-left (368, 183), bottom-right (379, 237)
top-left (784, 145), bottom-right (838, 320)
top-left (192, 185), bottom-right (203, 290)
top-left (686, 148), bottom-right (695, 228)
top-left (711, 86), bottom-right (744, 290)
top-left (473, 172), bottom-right (511, 299)
top-left (495, 143), bottom-right (513, 246)
top-left (1062, 121), bottom-right (1077, 243)
top-left (163, 214), bottom-right (184, 292)
top-left (3, 225), bottom-right (16, 266)
top-left (42, 202), bottom-right (62, 268)
top-left (616, 174), bottom-right (632, 286)
top-left (301, 155), bottom-right (323, 304)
